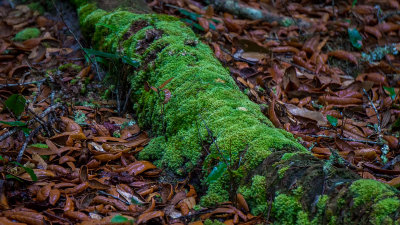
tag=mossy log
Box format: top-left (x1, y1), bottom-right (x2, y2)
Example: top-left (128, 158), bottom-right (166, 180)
top-left (71, 0), bottom-right (400, 224)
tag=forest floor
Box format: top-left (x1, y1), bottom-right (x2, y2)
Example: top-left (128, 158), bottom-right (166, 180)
top-left (0, 0), bottom-right (400, 224)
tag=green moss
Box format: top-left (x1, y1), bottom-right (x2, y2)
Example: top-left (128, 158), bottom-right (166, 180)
top-left (297, 211), bottom-right (310, 225)
top-left (14, 28), bottom-right (40, 41)
top-left (76, 0), bottom-right (308, 213)
top-left (59, 63), bottom-right (81, 72)
top-left (272, 193), bottom-right (304, 225)
top-left (311, 195), bottom-right (329, 224)
top-left (204, 219), bottom-right (225, 225)
top-left (349, 179), bottom-right (397, 208)
top-left (278, 165), bottom-right (290, 179)
top-left (28, 2), bottom-right (45, 14)
top-left (239, 175), bottom-right (268, 216)
top-left (371, 198), bottom-right (400, 225)
top-left (349, 179), bottom-right (400, 224)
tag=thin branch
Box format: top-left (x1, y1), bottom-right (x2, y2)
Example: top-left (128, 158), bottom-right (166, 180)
top-left (98, 190), bottom-right (131, 205)
top-left (50, 0), bottom-right (102, 80)
top-left (0, 79), bottom-right (46, 89)
top-left (362, 88), bottom-right (382, 135)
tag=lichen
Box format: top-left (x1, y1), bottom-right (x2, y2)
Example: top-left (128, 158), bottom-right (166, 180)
top-left (13, 27), bottom-right (40, 42)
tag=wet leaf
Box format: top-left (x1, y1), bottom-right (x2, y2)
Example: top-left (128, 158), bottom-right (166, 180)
top-left (11, 162), bottom-right (37, 181)
top-left (327, 115), bottom-right (338, 127)
top-left (111, 215), bottom-right (130, 223)
top-left (0, 121), bottom-right (26, 127)
top-left (206, 161), bottom-right (227, 185)
top-left (29, 143), bottom-right (48, 148)
top-left (383, 86), bottom-right (396, 100)
top-left (5, 94), bottom-right (26, 117)
top-left (348, 28), bottom-right (362, 49)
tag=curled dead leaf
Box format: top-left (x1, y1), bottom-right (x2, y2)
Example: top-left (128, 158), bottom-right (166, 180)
top-left (137, 211), bottom-right (164, 224)
top-left (328, 50), bottom-right (358, 65)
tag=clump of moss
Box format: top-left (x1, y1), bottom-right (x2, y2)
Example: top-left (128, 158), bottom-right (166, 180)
top-left (272, 193), bottom-right (305, 225)
top-left (204, 219), bottom-right (225, 225)
top-left (238, 175), bottom-right (268, 216)
top-left (59, 63), bottom-right (82, 72)
top-left (28, 2), bottom-right (45, 14)
top-left (13, 27), bottom-right (40, 41)
top-left (349, 179), bottom-right (400, 224)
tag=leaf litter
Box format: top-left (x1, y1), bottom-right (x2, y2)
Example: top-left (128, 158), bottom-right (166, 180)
top-left (2, 0), bottom-right (400, 224)
top-left (153, 0), bottom-right (400, 193)
top-left (0, 1), bottom-right (259, 225)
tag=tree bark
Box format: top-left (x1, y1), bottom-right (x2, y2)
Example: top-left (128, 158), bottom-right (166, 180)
top-left (71, 1), bottom-right (400, 224)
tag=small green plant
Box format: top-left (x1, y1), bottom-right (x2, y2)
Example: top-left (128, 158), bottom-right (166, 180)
top-left (383, 86), bottom-right (396, 100)
top-left (348, 28), bottom-right (362, 49)
top-left (110, 214), bottom-right (134, 224)
top-left (5, 94), bottom-right (26, 117)
top-left (0, 121), bottom-right (31, 136)
top-left (327, 115), bottom-right (338, 127)
top-left (1, 156), bottom-right (38, 182)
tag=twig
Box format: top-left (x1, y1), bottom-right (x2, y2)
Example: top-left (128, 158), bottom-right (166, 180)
top-left (0, 127), bottom-right (18, 142)
top-left (122, 87), bottom-right (133, 114)
top-left (50, 0), bottom-right (101, 80)
top-left (98, 190), bottom-right (131, 205)
top-left (308, 134), bottom-right (380, 145)
top-left (381, 10), bottom-right (400, 21)
top-left (0, 79), bottom-right (46, 89)
top-left (362, 88), bottom-right (381, 135)
top-left (16, 126), bottom-right (41, 163)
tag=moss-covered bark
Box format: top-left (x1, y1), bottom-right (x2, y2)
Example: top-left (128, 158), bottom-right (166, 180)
top-left (71, 1), bottom-right (400, 224)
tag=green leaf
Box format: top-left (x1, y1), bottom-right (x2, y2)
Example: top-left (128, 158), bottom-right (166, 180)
top-left (130, 196), bottom-right (143, 205)
top-left (21, 127), bottom-right (31, 136)
top-left (111, 215), bottom-right (129, 223)
top-left (11, 162), bottom-right (37, 181)
top-left (5, 94), bottom-right (26, 117)
top-left (327, 115), bottom-right (338, 127)
top-left (348, 28), bottom-right (363, 49)
top-left (83, 48), bottom-right (120, 59)
top-left (121, 56), bottom-right (140, 67)
top-left (352, 0), bottom-right (357, 7)
top-left (6, 174), bottom-right (22, 182)
top-left (40, 155), bottom-right (49, 160)
top-left (0, 121), bottom-right (27, 126)
top-left (384, 86), bottom-right (396, 100)
top-left (206, 161), bottom-right (227, 185)
top-left (178, 8), bottom-right (200, 21)
top-left (0, 155), bottom-right (4, 161)
top-left (29, 143), bottom-right (48, 148)
top-left (180, 18), bottom-right (205, 31)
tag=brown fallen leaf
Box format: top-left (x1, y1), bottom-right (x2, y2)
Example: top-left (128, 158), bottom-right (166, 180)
top-left (136, 211), bottom-right (164, 224)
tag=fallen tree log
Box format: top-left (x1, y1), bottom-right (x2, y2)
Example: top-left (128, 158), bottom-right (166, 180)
top-left (71, 0), bottom-right (400, 224)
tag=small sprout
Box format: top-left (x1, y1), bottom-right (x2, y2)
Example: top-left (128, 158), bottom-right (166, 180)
top-left (29, 143), bottom-right (49, 148)
top-left (383, 86), bottom-right (396, 100)
top-left (348, 28), bottom-right (363, 49)
top-left (327, 115), bottom-right (338, 127)
top-left (113, 131), bottom-right (121, 138)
